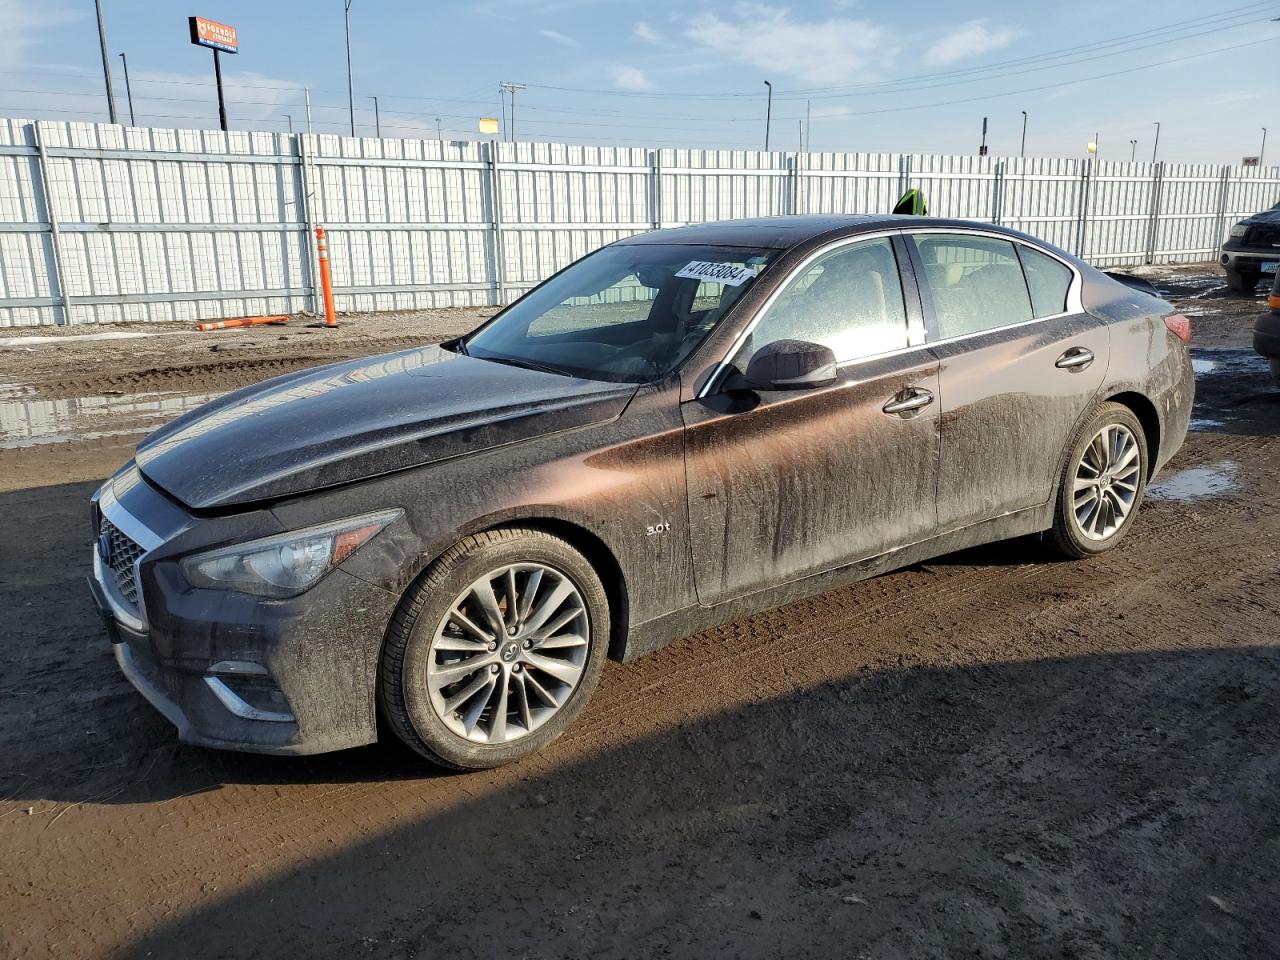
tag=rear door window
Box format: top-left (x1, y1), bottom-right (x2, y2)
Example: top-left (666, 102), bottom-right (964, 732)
top-left (910, 234), bottom-right (1033, 339)
top-left (1017, 245), bottom-right (1074, 318)
top-left (750, 237), bottom-right (909, 363)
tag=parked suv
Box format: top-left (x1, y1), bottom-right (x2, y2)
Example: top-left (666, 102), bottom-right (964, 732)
top-left (1221, 200), bottom-right (1280, 292)
top-left (88, 216), bottom-right (1194, 770)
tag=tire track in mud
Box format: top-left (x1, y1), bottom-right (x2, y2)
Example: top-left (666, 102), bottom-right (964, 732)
top-left (4, 435), bottom-right (1279, 959)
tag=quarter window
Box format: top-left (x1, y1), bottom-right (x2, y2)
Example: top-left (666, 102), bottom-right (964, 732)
top-left (750, 237), bottom-right (909, 363)
top-left (910, 234), bottom-right (1033, 339)
top-left (1018, 245), bottom-right (1074, 318)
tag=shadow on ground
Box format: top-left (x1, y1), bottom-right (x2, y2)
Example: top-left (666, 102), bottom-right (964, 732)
top-left (114, 645), bottom-right (1280, 959)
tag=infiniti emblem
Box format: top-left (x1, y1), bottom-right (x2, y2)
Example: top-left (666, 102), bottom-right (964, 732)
top-left (500, 641), bottom-right (519, 662)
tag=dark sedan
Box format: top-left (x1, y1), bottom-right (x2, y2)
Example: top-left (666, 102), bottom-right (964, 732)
top-left (88, 216), bottom-right (1194, 769)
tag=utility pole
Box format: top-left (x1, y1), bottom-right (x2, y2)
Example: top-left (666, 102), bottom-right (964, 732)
top-left (95, 0), bottom-right (118, 124)
top-left (1151, 122), bottom-right (1161, 163)
top-left (1129, 139), bottom-right (1137, 162)
top-left (344, 0), bottom-right (355, 137)
top-left (798, 120), bottom-right (803, 152)
top-left (1093, 131), bottom-right (1099, 161)
top-left (763, 80), bottom-right (772, 152)
top-left (283, 114), bottom-right (293, 132)
top-left (805, 99), bottom-right (811, 153)
top-left (305, 87), bottom-right (313, 133)
top-left (118, 52), bottom-right (135, 126)
top-left (500, 81), bottom-right (526, 142)
top-left (370, 95), bottom-right (380, 137)
top-left (1020, 110), bottom-right (1027, 158)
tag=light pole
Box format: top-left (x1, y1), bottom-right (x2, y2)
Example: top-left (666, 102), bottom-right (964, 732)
top-left (763, 80), bottom-right (772, 152)
top-left (1151, 122), bottom-right (1161, 163)
top-left (980, 116), bottom-right (988, 156)
top-left (370, 95), bottom-right (380, 138)
top-left (1261, 127), bottom-right (1268, 167)
top-left (1129, 139), bottom-right (1137, 162)
top-left (805, 99), bottom-right (811, 153)
top-left (1020, 110), bottom-right (1027, 159)
top-left (435, 117), bottom-right (442, 141)
top-left (95, 0), bottom-right (118, 124)
top-left (283, 114), bottom-right (293, 133)
top-left (344, 0), bottom-right (355, 137)
top-left (118, 52), bottom-right (135, 126)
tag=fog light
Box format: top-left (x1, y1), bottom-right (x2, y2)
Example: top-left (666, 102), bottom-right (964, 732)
top-left (204, 664), bottom-right (294, 723)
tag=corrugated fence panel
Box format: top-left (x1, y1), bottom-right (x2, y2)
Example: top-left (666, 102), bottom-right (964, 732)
top-left (1, 116), bottom-right (1278, 328)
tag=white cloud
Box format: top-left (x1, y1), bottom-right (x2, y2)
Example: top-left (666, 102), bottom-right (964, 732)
top-left (538, 28), bottom-right (579, 47)
top-left (923, 20), bottom-right (1020, 67)
top-left (0, 0), bottom-right (81, 66)
top-left (686, 3), bottom-right (897, 85)
top-left (633, 21), bottom-right (661, 43)
top-left (611, 65), bottom-right (653, 91)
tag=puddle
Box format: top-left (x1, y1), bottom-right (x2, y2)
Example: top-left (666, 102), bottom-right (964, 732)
top-left (1192, 358), bottom-right (1218, 374)
top-left (1189, 350), bottom-right (1270, 378)
top-left (1146, 461), bottom-right (1240, 502)
top-left (0, 390), bottom-right (219, 449)
top-left (1188, 417), bottom-right (1226, 431)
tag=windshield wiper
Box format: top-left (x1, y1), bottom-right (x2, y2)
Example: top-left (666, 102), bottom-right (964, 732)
top-left (478, 353), bottom-right (574, 378)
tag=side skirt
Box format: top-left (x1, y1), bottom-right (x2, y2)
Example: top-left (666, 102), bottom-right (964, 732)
top-left (619, 503), bottom-right (1052, 662)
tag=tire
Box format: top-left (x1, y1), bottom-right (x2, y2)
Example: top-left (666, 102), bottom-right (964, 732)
top-left (1224, 269), bottom-right (1259, 293)
top-left (1047, 402), bottom-right (1150, 559)
top-left (379, 527), bottom-right (610, 770)
top-left (1270, 359), bottom-right (1280, 388)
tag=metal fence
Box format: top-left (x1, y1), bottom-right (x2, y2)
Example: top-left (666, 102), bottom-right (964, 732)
top-left (0, 117), bottom-right (1277, 328)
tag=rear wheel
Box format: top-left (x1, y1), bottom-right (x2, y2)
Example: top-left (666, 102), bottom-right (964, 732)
top-left (1048, 403), bottom-right (1149, 558)
top-left (1224, 268), bottom-right (1260, 293)
top-left (380, 528), bottom-right (610, 770)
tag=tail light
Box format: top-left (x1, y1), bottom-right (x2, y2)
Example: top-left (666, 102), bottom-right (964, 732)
top-left (1269, 293), bottom-right (1280, 311)
top-left (1163, 313), bottom-right (1192, 344)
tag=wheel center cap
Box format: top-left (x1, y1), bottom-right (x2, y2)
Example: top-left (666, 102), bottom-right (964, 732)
top-left (500, 641), bottom-right (520, 663)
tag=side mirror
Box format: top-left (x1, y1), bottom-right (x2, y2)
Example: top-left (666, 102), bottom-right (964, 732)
top-left (725, 339), bottom-right (838, 392)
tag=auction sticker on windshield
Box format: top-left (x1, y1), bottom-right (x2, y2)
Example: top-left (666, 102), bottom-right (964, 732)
top-left (674, 261), bottom-right (757, 286)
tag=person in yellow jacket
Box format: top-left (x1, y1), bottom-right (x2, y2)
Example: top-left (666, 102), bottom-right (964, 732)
top-left (892, 188), bottom-right (927, 215)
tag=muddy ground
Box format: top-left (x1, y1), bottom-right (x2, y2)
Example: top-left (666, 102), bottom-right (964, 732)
top-left (1, 265), bottom-right (1278, 959)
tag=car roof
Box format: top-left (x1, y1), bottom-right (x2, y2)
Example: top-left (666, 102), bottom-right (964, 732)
top-left (613, 214), bottom-right (1022, 251)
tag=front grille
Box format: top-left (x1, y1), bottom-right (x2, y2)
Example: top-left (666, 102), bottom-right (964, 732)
top-left (1244, 223), bottom-right (1280, 249)
top-left (100, 519), bottom-right (145, 607)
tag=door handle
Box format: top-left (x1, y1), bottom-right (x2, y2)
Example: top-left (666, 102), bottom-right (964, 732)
top-left (1055, 347), bottom-right (1095, 370)
top-left (882, 388), bottom-right (934, 415)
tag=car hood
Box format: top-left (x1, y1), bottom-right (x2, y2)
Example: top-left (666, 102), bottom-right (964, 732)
top-left (1243, 209), bottom-right (1280, 225)
top-left (136, 345), bottom-right (638, 510)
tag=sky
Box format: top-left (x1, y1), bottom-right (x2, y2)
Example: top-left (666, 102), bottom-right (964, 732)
top-left (0, 0), bottom-right (1276, 163)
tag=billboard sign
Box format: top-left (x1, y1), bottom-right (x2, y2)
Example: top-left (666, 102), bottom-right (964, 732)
top-left (1242, 156), bottom-right (1260, 167)
top-left (189, 16), bottom-right (238, 54)
top-left (479, 117), bottom-right (500, 135)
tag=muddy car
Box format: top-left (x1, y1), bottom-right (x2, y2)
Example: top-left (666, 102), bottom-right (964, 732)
top-left (1221, 200), bottom-right (1280, 292)
top-left (88, 215), bottom-right (1194, 769)
top-left (1255, 270), bottom-right (1280, 384)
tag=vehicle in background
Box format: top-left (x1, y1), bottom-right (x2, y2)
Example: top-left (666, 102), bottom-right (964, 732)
top-left (1254, 270), bottom-right (1280, 385)
top-left (1221, 200), bottom-right (1280, 292)
top-left (88, 215), bottom-right (1194, 770)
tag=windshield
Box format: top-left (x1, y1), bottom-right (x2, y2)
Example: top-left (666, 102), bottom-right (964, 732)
top-left (463, 243), bottom-right (778, 383)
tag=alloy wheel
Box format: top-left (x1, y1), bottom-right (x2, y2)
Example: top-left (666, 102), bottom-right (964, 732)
top-left (426, 563), bottom-right (590, 744)
top-left (1071, 423), bottom-right (1142, 541)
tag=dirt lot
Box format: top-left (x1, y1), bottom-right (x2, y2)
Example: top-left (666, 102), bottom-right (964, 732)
top-left (2, 266), bottom-right (1278, 959)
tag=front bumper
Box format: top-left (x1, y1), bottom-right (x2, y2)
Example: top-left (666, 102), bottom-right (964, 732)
top-left (89, 469), bottom-right (400, 756)
top-left (1220, 246), bottom-right (1280, 274)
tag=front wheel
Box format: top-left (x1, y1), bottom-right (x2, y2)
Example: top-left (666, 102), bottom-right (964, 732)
top-left (379, 528), bottom-right (610, 770)
top-left (1047, 403), bottom-right (1149, 559)
top-left (1224, 268), bottom-right (1260, 293)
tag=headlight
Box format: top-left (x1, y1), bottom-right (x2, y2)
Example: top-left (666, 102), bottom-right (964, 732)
top-left (181, 510), bottom-right (401, 598)
top-left (1229, 223), bottom-right (1248, 238)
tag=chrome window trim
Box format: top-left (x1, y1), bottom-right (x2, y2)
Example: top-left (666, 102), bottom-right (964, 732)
top-left (94, 480), bottom-right (163, 633)
top-left (904, 226), bottom-right (1085, 333)
top-left (695, 228), bottom-right (911, 399)
top-left (695, 225), bottom-right (1085, 399)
